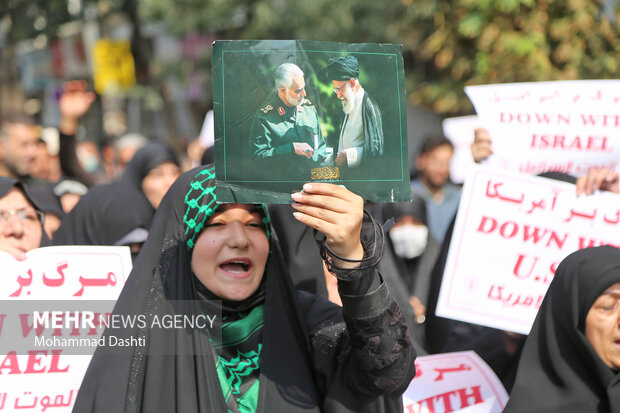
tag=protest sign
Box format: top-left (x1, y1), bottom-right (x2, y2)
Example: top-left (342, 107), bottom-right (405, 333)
top-left (0, 246), bottom-right (131, 299)
top-left (93, 39), bottom-right (136, 95)
top-left (0, 246), bottom-right (131, 412)
top-left (402, 351), bottom-right (508, 413)
top-left (436, 165), bottom-right (620, 334)
top-left (465, 80), bottom-right (620, 176)
top-left (212, 40), bottom-right (411, 203)
top-left (442, 115), bottom-right (483, 184)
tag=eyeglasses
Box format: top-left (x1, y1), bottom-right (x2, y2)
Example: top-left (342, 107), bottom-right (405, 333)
top-left (333, 83), bottom-right (347, 94)
top-left (0, 209), bottom-right (45, 225)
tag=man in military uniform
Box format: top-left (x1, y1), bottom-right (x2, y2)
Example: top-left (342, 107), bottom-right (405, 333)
top-left (251, 63), bottom-right (326, 176)
top-left (319, 56), bottom-right (384, 169)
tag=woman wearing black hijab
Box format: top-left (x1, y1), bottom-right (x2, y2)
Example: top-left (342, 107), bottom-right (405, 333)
top-left (50, 183), bottom-right (154, 252)
top-left (25, 179), bottom-right (65, 239)
top-left (381, 194), bottom-right (441, 352)
top-left (73, 165), bottom-right (415, 413)
top-left (120, 141), bottom-right (181, 209)
top-left (0, 177), bottom-right (48, 259)
top-left (52, 142), bottom-right (180, 251)
top-left (381, 195), bottom-right (440, 315)
top-left (505, 246), bottom-right (620, 412)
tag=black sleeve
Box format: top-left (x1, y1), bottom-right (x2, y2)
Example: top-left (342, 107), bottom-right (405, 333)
top-left (58, 131), bottom-right (95, 187)
top-left (300, 275), bottom-right (416, 403)
top-left (339, 273), bottom-right (416, 397)
top-left (299, 205), bottom-right (415, 405)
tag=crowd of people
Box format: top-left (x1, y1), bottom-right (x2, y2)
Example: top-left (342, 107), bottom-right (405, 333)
top-left (1, 71), bottom-right (619, 413)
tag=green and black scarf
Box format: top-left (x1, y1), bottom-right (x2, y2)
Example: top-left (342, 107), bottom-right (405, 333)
top-left (184, 167), bottom-right (271, 412)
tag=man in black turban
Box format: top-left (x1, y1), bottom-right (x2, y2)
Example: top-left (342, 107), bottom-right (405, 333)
top-left (319, 56), bottom-right (384, 169)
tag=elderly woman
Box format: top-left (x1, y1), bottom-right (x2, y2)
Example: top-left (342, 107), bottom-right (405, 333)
top-left (73, 166), bottom-right (415, 412)
top-left (0, 177), bottom-right (46, 259)
top-left (505, 246), bottom-right (620, 412)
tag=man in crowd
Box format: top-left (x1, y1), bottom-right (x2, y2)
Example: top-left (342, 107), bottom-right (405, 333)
top-left (0, 80), bottom-right (96, 238)
top-left (1, 81), bottom-right (96, 185)
top-left (251, 63), bottom-right (326, 175)
top-left (412, 134), bottom-right (461, 243)
top-left (319, 55), bottom-right (384, 169)
top-left (0, 113), bottom-right (39, 180)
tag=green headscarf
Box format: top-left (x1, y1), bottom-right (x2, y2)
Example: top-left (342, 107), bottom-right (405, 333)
top-left (184, 167), bottom-right (270, 251)
top-left (183, 166), bottom-right (270, 413)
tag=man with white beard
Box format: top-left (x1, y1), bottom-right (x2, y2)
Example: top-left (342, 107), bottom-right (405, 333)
top-left (319, 56), bottom-right (384, 169)
top-left (250, 63), bottom-right (327, 175)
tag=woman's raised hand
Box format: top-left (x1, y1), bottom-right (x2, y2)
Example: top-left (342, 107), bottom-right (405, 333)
top-left (291, 183), bottom-right (364, 269)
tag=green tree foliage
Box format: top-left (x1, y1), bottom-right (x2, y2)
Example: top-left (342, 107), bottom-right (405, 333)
top-left (398, 0), bottom-right (620, 113)
top-left (0, 0), bottom-right (73, 44)
top-left (141, 0), bottom-right (619, 115)
top-left (3, 0), bottom-right (618, 115)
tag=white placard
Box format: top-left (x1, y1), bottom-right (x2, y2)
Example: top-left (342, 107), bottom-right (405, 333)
top-left (0, 246), bottom-right (131, 412)
top-left (465, 80), bottom-right (620, 176)
top-left (436, 165), bottom-right (620, 334)
top-left (0, 246), bottom-right (131, 299)
top-left (402, 351), bottom-right (508, 413)
top-left (442, 115), bottom-right (484, 184)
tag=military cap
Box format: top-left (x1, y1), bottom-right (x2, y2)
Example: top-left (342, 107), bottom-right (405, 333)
top-left (318, 56), bottom-right (359, 82)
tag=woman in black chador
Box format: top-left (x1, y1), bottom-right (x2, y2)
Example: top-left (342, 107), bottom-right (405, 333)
top-left (505, 246), bottom-right (620, 412)
top-left (73, 165), bottom-right (415, 412)
top-left (53, 142), bottom-right (180, 258)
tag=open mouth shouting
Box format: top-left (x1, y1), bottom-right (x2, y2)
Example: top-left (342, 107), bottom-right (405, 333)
top-left (219, 257), bottom-right (253, 278)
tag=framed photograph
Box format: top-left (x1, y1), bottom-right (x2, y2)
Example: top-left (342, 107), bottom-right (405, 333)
top-left (213, 40), bottom-right (411, 203)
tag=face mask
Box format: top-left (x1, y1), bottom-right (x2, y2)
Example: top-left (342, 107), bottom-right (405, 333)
top-left (81, 155), bottom-right (100, 173)
top-left (389, 224), bottom-right (428, 259)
